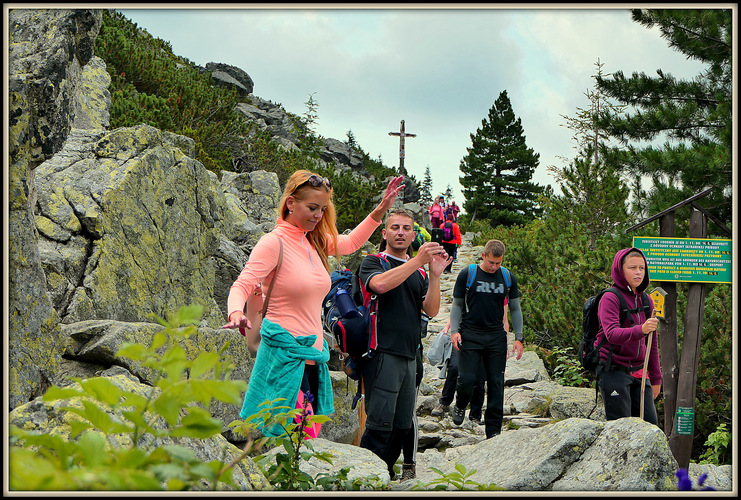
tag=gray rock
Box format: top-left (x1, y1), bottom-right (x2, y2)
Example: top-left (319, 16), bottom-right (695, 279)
top-left (204, 61), bottom-right (254, 95)
top-left (8, 8), bottom-right (102, 410)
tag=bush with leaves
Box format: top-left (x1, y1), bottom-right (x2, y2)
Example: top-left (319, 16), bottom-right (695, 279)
top-left (236, 397), bottom-right (384, 491)
top-left (411, 464), bottom-right (506, 491)
top-left (9, 306), bottom-right (252, 491)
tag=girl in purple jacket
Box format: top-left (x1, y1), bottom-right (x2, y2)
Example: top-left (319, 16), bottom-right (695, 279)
top-left (596, 247), bottom-right (661, 425)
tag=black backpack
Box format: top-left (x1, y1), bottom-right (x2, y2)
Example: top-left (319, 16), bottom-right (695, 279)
top-left (442, 221), bottom-right (454, 241)
top-left (579, 287), bottom-right (650, 375)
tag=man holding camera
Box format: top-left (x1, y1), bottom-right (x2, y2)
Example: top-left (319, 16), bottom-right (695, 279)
top-left (357, 208), bottom-right (451, 480)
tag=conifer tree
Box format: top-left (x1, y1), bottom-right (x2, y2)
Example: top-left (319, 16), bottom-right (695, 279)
top-left (419, 165), bottom-right (433, 208)
top-left (594, 8), bottom-right (732, 232)
top-left (548, 145), bottom-right (629, 250)
top-left (547, 59), bottom-right (630, 249)
top-left (459, 90), bottom-right (544, 226)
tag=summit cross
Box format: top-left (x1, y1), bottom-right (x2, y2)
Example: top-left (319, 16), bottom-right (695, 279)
top-left (388, 120), bottom-right (416, 176)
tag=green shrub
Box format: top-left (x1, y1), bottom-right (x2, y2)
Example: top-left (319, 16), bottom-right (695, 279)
top-left (95, 10), bottom-right (249, 174)
top-left (9, 305), bottom-right (249, 491)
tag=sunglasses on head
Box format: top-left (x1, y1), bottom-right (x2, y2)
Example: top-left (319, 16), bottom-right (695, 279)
top-left (304, 174), bottom-right (332, 189)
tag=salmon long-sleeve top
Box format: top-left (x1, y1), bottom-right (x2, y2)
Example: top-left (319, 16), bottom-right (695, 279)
top-left (228, 215), bottom-right (381, 352)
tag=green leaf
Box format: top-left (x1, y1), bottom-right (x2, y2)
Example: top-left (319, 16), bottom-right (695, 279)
top-left (160, 344), bottom-right (187, 380)
top-left (191, 379), bottom-right (245, 406)
top-left (77, 431), bottom-right (109, 466)
top-left (161, 444), bottom-right (196, 462)
top-left (69, 420), bottom-right (94, 439)
top-left (170, 407), bottom-right (223, 439)
top-left (152, 390), bottom-right (182, 426)
top-left (116, 342), bottom-right (149, 360)
top-left (42, 385), bottom-right (85, 402)
top-left (79, 378), bottom-right (123, 407)
top-left (190, 350), bottom-right (219, 379)
top-left (150, 331), bottom-right (168, 351)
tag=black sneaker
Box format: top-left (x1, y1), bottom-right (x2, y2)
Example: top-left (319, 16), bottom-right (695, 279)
top-left (401, 463), bottom-right (416, 481)
top-left (450, 406), bottom-right (466, 425)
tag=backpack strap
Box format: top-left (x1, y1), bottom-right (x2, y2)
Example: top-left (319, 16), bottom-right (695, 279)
top-left (501, 266), bottom-right (511, 298)
top-left (464, 264), bottom-right (477, 313)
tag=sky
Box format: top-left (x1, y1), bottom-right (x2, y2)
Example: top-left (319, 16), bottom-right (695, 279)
top-left (114, 6), bottom-right (713, 205)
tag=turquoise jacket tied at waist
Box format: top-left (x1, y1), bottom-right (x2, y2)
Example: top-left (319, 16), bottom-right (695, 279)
top-left (239, 318), bottom-right (334, 437)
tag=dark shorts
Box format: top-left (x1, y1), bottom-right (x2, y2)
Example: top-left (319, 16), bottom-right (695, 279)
top-left (361, 351), bottom-right (416, 431)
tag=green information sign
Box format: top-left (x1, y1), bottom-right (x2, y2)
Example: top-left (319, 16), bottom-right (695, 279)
top-left (675, 407), bottom-right (695, 435)
top-left (633, 237), bottom-right (732, 283)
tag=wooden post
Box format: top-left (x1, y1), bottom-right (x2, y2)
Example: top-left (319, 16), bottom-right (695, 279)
top-left (658, 212), bottom-right (679, 436)
top-left (668, 207), bottom-right (707, 469)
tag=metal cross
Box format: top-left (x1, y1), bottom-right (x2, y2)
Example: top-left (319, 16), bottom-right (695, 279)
top-left (388, 120), bottom-right (416, 176)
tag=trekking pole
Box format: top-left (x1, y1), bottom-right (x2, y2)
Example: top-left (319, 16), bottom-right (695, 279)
top-left (640, 310), bottom-right (657, 420)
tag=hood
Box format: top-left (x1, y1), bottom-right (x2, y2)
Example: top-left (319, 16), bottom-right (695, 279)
top-left (611, 247), bottom-right (650, 295)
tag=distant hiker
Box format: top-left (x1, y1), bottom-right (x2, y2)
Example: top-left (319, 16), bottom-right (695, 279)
top-left (428, 195), bottom-right (444, 229)
top-left (223, 170), bottom-right (404, 437)
top-left (450, 239), bottom-right (524, 439)
top-left (596, 248), bottom-right (661, 425)
top-left (450, 200), bottom-right (460, 222)
top-left (412, 221), bottom-right (431, 256)
top-left (439, 213), bottom-right (461, 273)
top-left (357, 208), bottom-right (451, 479)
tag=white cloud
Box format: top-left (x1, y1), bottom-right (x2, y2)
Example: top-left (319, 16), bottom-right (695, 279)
top-left (118, 7), bottom-right (711, 205)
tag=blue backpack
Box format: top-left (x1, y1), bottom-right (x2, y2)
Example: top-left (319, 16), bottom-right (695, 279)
top-left (322, 254), bottom-right (427, 361)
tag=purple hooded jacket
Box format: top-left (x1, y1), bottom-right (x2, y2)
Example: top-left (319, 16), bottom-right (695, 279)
top-left (595, 247), bottom-right (662, 385)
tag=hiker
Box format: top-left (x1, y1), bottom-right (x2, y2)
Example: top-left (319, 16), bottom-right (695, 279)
top-left (428, 195), bottom-right (445, 229)
top-left (595, 248), bottom-right (661, 425)
top-left (432, 300), bottom-right (509, 424)
top-left (439, 213), bottom-right (461, 273)
top-left (357, 208), bottom-right (452, 479)
top-left (449, 239), bottom-right (524, 439)
top-left (223, 170), bottom-right (404, 437)
top-left (450, 200), bottom-right (460, 222)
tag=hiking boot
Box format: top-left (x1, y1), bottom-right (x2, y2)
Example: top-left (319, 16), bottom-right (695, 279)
top-left (450, 405), bottom-right (466, 425)
top-left (469, 415), bottom-right (482, 425)
top-left (431, 403), bottom-right (449, 417)
top-left (401, 463), bottom-right (416, 481)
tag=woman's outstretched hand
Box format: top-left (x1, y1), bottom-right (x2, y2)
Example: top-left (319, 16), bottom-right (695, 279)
top-left (371, 175), bottom-right (405, 221)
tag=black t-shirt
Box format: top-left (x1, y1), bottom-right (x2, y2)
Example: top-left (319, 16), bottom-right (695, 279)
top-left (358, 253), bottom-right (429, 359)
top-left (453, 265), bottom-right (520, 343)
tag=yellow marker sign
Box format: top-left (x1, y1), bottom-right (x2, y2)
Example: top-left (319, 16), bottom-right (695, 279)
top-left (650, 287), bottom-right (667, 319)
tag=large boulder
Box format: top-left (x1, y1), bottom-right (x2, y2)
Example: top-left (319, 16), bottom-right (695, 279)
top-left (34, 124), bottom-right (229, 328)
top-left (8, 8), bottom-right (103, 409)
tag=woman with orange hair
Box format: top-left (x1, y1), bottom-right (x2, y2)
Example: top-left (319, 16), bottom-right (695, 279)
top-left (224, 170), bottom-right (404, 436)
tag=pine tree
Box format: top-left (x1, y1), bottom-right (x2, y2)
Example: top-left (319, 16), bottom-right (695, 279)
top-left (548, 145), bottom-right (630, 250)
top-left (459, 90), bottom-right (543, 226)
top-left (419, 165), bottom-right (433, 208)
top-left (594, 8), bottom-right (732, 233)
top-left (547, 59), bottom-right (630, 249)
